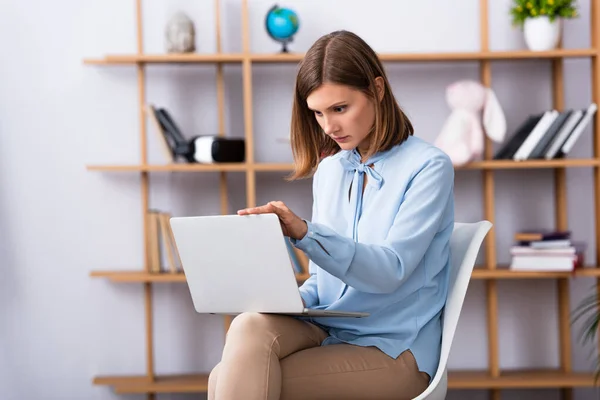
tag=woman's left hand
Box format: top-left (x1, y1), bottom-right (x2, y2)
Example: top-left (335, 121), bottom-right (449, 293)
top-left (237, 201), bottom-right (308, 240)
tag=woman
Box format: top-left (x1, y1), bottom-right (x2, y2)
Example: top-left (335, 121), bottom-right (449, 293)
top-left (208, 30), bottom-right (454, 400)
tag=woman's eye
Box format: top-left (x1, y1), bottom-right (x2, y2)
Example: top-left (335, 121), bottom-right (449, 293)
top-left (333, 106), bottom-right (346, 113)
top-left (314, 111), bottom-right (323, 117)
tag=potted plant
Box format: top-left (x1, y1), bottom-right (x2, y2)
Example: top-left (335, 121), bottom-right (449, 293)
top-left (572, 287), bottom-right (600, 382)
top-left (510, 0), bottom-right (579, 51)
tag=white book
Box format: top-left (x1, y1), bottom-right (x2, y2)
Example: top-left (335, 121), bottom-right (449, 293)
top-left (510, 246), bottom-right (575, 256)
top-left (509, 255), bottom-right (575, 271)
top-left (529, 239), bottom-right (572, 249)
top-left (560, 103), bottom-right (598, 154)
top-left (513, 110), bottom-right (558, 161)
top-left (544, 110), bottom-right (583, 159)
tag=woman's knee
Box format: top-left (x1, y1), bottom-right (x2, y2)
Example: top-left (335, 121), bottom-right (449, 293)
top-left (226, 312), bottom-right (280, 343)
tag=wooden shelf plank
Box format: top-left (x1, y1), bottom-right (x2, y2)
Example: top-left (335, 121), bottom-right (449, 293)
top-left (93, 374), bottom-right (209, 394)
top-left (472, 266), bottom-right (600, 279)
top-left (83, 53), bottom-right (245, 64)
top-left (85, 159), bottom-right (599, 173)
top-left (86, 163), bottom-right (249, 172)
top-left (83, 49), bottom-right (597, 66)
top-left (85, 163), bottom-right (284, 172)
top-left (90, 270), bottom-right (187, 283)
top-left (91, 268), bottom-right (600, 283)
top-left (251, 48), bottom-right (597, 63)
top-left (90, 270), bottom-right (310, 283)
top-left (94, 375), bottom-right (150, 385)
top-left (93, 370), bottom-right (597, 393)
top-left (448, 369), bottom-right (597, 389)
top-left (460, 158), bottom-right (599, 170)
top-left (382, 48), bottom-right (597, 61)
top-left (262, 158), bottom-right (600, 170)
top-left (251, 53), bottom-right (305, 63)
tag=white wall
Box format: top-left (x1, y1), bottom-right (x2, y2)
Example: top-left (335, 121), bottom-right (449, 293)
top-left (1, 0), bottom-right (599, 399)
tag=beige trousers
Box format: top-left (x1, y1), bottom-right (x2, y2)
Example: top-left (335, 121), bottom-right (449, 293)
top-left (208, 312), bottom-right (429, 400)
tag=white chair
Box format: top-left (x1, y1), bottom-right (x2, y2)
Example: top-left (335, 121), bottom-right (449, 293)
top-left (413, 221), bottom-right (493, 400)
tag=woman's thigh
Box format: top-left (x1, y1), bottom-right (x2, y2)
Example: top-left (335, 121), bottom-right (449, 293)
top-left (280, 344), bottom-right (429, 400)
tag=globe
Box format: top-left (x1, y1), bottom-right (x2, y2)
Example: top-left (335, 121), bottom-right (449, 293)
top-left (265, 5), bottom-right (299, 53)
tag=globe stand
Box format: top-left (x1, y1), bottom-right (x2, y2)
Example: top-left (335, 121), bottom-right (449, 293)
top-left (278, 39), bottom-right (292, 53)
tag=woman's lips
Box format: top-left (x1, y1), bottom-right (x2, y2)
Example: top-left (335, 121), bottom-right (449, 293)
top-left (332, 135), bottom-right (350, 143)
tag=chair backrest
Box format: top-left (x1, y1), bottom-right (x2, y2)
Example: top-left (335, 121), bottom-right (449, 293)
top-left (414, 221), bottom-right (492, 399)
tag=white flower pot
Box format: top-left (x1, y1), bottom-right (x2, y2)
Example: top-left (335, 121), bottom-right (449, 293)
top-left (523, 16), bottom-right (562, 51)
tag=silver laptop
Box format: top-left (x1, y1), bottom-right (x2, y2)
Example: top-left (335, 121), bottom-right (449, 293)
top-left (169, 213), bottom-right (368, 318)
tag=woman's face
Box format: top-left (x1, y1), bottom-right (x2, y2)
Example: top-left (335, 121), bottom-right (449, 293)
top-left (306, 81), bottom-right (380, 155)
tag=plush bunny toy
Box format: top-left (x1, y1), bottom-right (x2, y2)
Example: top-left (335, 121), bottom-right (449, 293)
top-left (434, 80), bottom-right (507, 166)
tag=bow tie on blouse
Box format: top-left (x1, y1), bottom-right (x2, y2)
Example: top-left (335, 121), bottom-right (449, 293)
top-left (339, 150), bottom-right (387, 241)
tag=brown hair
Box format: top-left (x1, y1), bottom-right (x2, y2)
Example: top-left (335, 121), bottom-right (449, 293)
top-left (288, 30), bottom-right (413, 180)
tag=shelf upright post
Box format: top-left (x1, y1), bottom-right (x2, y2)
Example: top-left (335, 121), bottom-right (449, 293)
top-left (550, 19), bottom-right (574, 400)
top-left (479, 1), bottom-right (500, 399)
top-left (241, 0), bottom-right (256, 209)
top-left (133, 0), bottom-right (156, 396)
top-left (215, 0), bottom-right (230, 216)
top-left (590, 0), bottom-right (600, 371)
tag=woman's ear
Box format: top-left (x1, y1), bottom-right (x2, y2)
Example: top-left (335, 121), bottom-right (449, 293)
top-left (374, 76), bottom-right (385, 102)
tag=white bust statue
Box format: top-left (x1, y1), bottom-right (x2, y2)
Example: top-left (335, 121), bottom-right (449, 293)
top-left (165, 11), bottom-right (196, 53)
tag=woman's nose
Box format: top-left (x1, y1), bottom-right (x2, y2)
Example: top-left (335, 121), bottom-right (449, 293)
top-left (322, 118), bottom-right (337, 135)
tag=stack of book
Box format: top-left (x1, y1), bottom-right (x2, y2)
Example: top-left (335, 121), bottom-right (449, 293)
top-left (494, 103), bottom-right (597, 160)
top-left (147, 209), bottom-right (182, 274)
top-left (509, 230), bottom-right (585, 272)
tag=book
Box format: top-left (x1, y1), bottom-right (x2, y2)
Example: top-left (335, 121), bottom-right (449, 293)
top-left (514, 229), bottom-right (570, 242)
top-left (513, 110), bottom-right (558, 160)
top-left (509, 255), bottom-right (575, 271)
top-left (557, 103), bottom-right (598, 156)
top-left (147, 104), bottom-right (175, 162)
top-left (543, 109), bottom-right (584, 159)
top-left (154, 108), bottom-right (196, 162)
top-left (527, 110), bottom-right (571, 159)
top-left (493, 114), bottom-right (543, 160)
top-left (147, 209), bottom-right (182, 273)
top-left (508, 240), bottom-right (586, 272)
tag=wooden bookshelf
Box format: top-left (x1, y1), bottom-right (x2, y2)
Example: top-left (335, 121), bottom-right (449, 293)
top-left (85, 0), bottom-right (600, 398)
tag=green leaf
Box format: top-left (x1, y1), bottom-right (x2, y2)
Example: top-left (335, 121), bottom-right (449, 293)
top-left (571, 286), bottom-right (600, 382)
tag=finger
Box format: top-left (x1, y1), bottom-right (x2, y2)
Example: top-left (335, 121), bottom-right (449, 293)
top-left (237, 204), bottom-right (275, 215)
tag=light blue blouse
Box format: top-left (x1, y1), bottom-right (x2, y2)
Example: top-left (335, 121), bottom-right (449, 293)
top-left (291, 135), bottom-right (455, 380)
